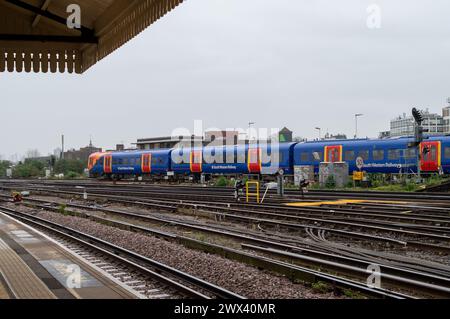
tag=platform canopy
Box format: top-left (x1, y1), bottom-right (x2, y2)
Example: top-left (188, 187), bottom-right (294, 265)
top-left (0, 0), bottom-right (184, 74)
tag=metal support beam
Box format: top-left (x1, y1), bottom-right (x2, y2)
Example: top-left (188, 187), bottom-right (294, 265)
top-left (0, 34), bottom-right (98, 43)
top-left (32, 0), bottom-right (53, 28)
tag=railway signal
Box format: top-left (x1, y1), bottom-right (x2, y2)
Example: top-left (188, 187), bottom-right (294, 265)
top-left (412, 107), bottom-right (423, 125)
top-left (410, 108), bottom-right (425, 179)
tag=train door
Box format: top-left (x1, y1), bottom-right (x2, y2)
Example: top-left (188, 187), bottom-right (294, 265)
top-left (324, 145), bottom-right (342, 163)
top-left (248, 147), bottom-right (261, 174)
top-left (420, 141), bottom-right (441, 172)
top-left (190, 150), bottom-right (202, 173)
top-left (141, 153), bottom-right (152, 174)
top-left (104, 155), bottom-right (112, 174)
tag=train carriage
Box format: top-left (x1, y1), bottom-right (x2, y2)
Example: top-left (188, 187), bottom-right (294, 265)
top-left (169, 143), bottom-right (296, 177)
top-left (89, 136), bottom-right (450, 179)
top-left (88, 150), bottom-right (171, 178)
top-left (293, 136), bottom-right (450, 175)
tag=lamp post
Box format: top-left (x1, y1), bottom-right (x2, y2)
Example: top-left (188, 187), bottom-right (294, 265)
top-left (315, 127), bottom-right (321, 140)
top-left (354, 114), bottom-right (363, 139)
top-left (248, 122), bottom-right (255, 142)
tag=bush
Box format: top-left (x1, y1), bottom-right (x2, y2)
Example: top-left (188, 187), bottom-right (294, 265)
top-left (215, 176), bottom-right (228, 187)
top-left (66, 171), bottom-right (79, 179)
top-left (54, 159), bottom-right (85, 176)
top-left (12, 159), bottom-right (45, 178)
top-left (325, 175), bottom-right (336, 189)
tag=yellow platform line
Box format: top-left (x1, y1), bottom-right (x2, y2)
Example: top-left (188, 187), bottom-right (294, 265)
top-left (285, 199), bottom-right (407, 207)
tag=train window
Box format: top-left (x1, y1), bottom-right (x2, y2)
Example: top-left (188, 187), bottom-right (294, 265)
top-left (300, 152), bottom-right (309, 162)
top-left (215, 151), bottom-right (225, 164)
top-left (278, 152), bottom-right (284, 163)
top-left (431, 147), bottom-right (437, 161)
top-left (261, 151), bottom-right (271, 165)
top-left (344, 151), bottom-right (355, 161)
top-left (225, 149), bottom-right (235, 164)
top-left (203, 153), bottom-right (212, 164)
top-left (173, 150), bottom-right (188, 164)
top-left (312, 151), bottom-right (323, 162)
top-left (388, 149), bottom-right (400, 160)
top-left (237, 151), bottom-right (246, 164)
top-left (152, 157), bottom-right (164, 165)
top-left (233, 152), bottom-right (238, 164)
top-left (372, 150), bottom-right (384, 161)
top-left (358, 150), bottom-right (369, 161)
top-left (445, 147), bottom-right (450, 159)
top-left (404, 148), bottom-right (416, 159)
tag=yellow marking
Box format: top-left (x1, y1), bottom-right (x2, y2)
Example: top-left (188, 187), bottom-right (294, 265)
top-left (246, 181), bottom-right (260, 203)
top-left (286, 199), bottom-right (407, 207)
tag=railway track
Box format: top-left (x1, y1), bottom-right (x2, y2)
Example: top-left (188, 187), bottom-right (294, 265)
top-left (0, 205), bottom-right (243, 300)
top-left (2, 185), bottom-right (448, 248)
top-left (2, 179), bottom-right (450, 203)
top-left (2, 196), bottom-right (450, 298)
top-left (1, 180), bottom-right (449, 298)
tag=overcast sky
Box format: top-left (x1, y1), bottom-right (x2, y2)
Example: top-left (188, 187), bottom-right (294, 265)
top-left (1, 0), bottom-right (450, 160)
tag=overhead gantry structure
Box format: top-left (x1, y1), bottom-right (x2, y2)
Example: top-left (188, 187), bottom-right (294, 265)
top-left (0, 0), bottom-right (184, 74)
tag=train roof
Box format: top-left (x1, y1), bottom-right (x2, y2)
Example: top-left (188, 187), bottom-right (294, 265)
top-left (106, 149), bottom-right (172, 157)
top-left (296, 135), bottom-right (450, 148)
top-left (171, 142), bottom-right (297, 152)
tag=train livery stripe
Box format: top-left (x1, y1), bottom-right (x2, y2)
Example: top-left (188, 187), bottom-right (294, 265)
top-left (438, 141), bottom-right (442, 168)
top-left (190, 151), bottom-right (202, 173)
top-left (324, 145), bottom-right (343, 162)
top-left (247, 148), bottom-right (262, 174)
top-left (104, 155), bottom-right (112, 174)
top-left (141, 154), bottom-right (152, 173)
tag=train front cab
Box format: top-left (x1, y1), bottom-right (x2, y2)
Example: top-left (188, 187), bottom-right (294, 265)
top-left (88, 152), bottom-right (110, 178)
top-left (420, 140), bottom-right (441, 173)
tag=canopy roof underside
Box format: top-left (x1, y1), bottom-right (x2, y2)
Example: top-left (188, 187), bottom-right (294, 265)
top-left (0, 0), bottom-right (184, 74)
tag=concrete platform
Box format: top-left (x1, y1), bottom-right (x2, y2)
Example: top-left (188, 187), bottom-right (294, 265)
top-left (0, 212), bottom-right (138, 299)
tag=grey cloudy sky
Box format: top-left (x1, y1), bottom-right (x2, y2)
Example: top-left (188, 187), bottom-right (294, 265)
top-left (1, 0), bottom-right (450, 160)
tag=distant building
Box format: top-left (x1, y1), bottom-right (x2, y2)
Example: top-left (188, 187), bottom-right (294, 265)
top-left (134, 136), bottom-right (204, 150)
top-left (378, 131), bottom-right (391, 139)
top-left (390, 109), bottom-right (444, 137)
top-left (135, 127), bottom-right (295, 150)
top-left (64, 141), bottom-right (102, 162)
top-left (205, 130), bottom-right (240, 146)
top-left (323, 133), bottom-right (347, 140)
top-left (278, 127), bottom-right (293, 143)
top-left (443, 98), bottom-right (450, 134)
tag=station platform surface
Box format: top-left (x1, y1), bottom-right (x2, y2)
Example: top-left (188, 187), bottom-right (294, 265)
top-left (0, 212), bottom-right (138, 299)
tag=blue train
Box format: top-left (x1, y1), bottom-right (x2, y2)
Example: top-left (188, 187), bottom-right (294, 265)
top-left (88, 136), bottom-right (450, 179)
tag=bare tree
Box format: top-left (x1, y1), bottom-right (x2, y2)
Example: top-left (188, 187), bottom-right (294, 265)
top-left (25, 149), bottom-right (41, 159)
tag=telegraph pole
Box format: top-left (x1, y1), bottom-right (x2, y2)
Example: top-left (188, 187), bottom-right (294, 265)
top-left (61, 134), bottom-right (65, 160)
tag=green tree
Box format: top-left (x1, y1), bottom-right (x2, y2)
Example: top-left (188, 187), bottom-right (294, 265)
top-left (0, 161), bottom-right (11, 177)
top-left (325, 175), bottom-right (336, 189)
top-left (12, 159), bottom-right (45, 178)
top-left (54, 159), bottom-right (86, 176)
